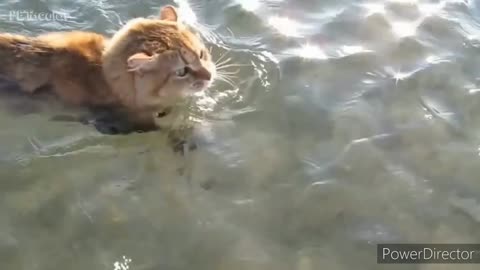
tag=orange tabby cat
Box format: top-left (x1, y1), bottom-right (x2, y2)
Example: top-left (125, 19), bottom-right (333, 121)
top-left (0, 6), bottom-right (215, 131)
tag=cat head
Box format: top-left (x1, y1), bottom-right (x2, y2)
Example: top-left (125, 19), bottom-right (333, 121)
top-left (103, 6), bottom-right (216, 111)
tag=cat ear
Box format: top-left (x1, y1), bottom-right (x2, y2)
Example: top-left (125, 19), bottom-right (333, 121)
top-left (160, 5), bottom-right (178, 22)
top-left (127, 53), bottom-right (158, 76)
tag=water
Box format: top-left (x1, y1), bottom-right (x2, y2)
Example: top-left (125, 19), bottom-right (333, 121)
top-left (1, 0), bottom-right (480, 269)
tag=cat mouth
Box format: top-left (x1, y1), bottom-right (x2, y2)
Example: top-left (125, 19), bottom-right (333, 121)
top-left (192, 79), bottom-right (213, 92)
top-left (155, 107), bottom-right (172, 118)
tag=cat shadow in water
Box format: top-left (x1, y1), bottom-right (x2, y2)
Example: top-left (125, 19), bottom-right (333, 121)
top-left (0, 76), bottom-right (140, 133)
top-left (0, 77), bottom-right (197, 153)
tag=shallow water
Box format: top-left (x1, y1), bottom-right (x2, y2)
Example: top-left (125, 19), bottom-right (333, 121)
top-left (1, 0), bottom-right (480, 269)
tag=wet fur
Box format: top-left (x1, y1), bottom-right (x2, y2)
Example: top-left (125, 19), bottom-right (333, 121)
top-left (0, 32), bottom-right (113, 106)
top-left (0, 6), bottom-right (213, 133)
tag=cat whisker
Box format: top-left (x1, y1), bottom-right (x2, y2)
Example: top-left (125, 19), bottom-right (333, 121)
top-left (216, 74), bottom-right (237, 88)
top-left (215, 54), bottom-right (227, 65)
top-left (215, 57), bottom-right (232, 67)
top-left (218, 79), bottom-right (236, 89)
top-left (218, 63), bottom-right (249, 67)
top-left (215, 52), bottom-right (230, 65)
top-left (217, 76), bottom-right (236, 85)
top-left (217, 69), bottom-right (240, 76)
top-left (216, 71), bottom-right (238, 79)
top-left (216, 63), bottom-right (249, 70)
top-left (215, 59), bottom-right (234, 70)
top-left (216, 73), bottom-right (234, 82)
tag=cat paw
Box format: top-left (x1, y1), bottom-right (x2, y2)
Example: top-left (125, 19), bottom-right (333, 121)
top-left (171, 138), bottom-right (198, 155)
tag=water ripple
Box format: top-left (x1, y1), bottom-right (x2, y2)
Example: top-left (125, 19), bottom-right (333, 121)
top-left (2, 0), bottom-right (480, 268)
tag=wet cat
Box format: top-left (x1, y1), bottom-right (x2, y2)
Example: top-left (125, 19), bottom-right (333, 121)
top-left (0, 6), bottom-right (215, 132)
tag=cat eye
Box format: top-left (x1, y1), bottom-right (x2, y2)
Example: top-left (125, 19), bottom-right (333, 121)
top-left (175, 67), bottom-right (189, 77)
top-left (200, 49), bottom-right (209, 60)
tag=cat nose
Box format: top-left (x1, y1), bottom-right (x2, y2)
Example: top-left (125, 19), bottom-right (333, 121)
top-left (195, 67), bottom-right (211, 81)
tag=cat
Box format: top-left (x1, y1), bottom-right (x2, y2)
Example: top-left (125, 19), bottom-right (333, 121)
top-left (0, 5), bottom-right (215, 133)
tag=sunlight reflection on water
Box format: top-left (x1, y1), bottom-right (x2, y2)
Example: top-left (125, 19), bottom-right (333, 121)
top-left (2, 0), bottom-right (480, 269)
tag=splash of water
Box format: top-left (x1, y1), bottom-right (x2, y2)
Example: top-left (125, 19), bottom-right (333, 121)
top-left (113, 256), bottom-right (132, 270)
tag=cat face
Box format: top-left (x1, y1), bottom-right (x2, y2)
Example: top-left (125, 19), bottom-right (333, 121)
top-left (126, 6), bottom-right (216, 108)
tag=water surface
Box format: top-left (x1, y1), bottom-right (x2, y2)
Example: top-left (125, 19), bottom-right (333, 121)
top-left (1, 0), bottom-right (480, 269)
